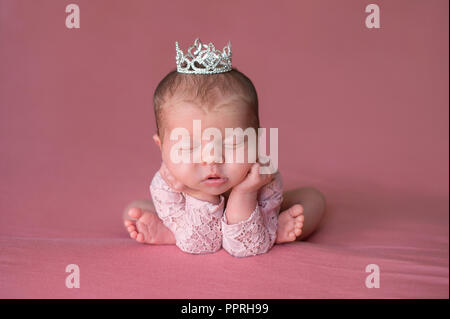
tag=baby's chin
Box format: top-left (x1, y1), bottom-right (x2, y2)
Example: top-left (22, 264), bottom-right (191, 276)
top-left (196, 184), bottom-right (233, 196)
top-left (207, 189), bottom-right (229, 196)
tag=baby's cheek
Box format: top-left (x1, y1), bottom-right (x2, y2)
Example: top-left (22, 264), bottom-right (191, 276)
top-left (226, 163), bottom-right (252, 185)
top-left (169, 163), bottom-right (196, 184)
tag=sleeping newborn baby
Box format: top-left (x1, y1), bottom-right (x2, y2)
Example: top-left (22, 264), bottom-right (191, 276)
top-left (123, 38), bottom-right (326, 257)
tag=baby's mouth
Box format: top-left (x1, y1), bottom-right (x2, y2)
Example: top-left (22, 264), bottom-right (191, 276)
top-left (204, 174), bottom-right (220, 180)
top-left (202, 174), bottom-right (228, 184)
top-left (203, 173), bottom-right (224, 180)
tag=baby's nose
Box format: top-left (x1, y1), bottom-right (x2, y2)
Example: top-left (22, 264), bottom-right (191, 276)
top-left (200, 150), bottom-right (223, 165)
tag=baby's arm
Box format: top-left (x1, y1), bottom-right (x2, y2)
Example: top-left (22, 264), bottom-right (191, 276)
top-left (150, 170), bottom-right (224, 254)
top-left (222, 164), bottom-right (283, 257)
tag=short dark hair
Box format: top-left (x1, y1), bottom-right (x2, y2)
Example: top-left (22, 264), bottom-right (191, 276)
top-left (153, 67), bottom-right (260, 139)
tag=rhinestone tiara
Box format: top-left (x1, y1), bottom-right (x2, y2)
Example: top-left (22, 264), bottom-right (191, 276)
top-left (175, 38), bottom-right (232, 74)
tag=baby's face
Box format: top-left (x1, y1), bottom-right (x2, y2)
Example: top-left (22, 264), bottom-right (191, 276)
top-left (156, 95), bottom-right (256, 195)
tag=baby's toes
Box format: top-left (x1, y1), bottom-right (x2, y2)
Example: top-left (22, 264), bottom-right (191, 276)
top-left (127, 225), bottom-right (136, 234)
top-left (130, 231), bottom-right (138, 239)
top-left (124, 219), bottom-right (133, 227)
top-left (137, 211), bottom-right (153, 225)
top-left (289, 204), bottom-right (304, 217)
top-left (136, 233), bottom-right (145, 243)
top-left (296, 214), bottom-right (305, 224)
top-left (288, 231), bottom-right (296, 241)
top-left (294, 217), bottom-right (304, 236)
top-left (128, 207), bottom-right (143, 220)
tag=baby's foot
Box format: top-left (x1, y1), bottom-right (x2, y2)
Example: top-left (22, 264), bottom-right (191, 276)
top-left (124, 207), bottom-right (176, 244)
top-left (275, 204), bottom-right (304, 244)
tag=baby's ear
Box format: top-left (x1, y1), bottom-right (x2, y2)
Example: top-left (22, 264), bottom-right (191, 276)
top-left (153, 133), bottom-right (162, 150)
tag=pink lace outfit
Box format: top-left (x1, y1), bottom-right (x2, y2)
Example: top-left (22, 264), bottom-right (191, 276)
top-left (149, 168), bottom-right (283, 257)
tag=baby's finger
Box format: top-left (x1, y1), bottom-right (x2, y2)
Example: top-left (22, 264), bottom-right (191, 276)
top-left (250, 162), bottom-right (261, 176)
top-left (258, 171), bottom-right (274, 187)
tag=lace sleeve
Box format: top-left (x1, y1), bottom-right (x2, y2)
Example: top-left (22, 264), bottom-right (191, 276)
top-left (221, 172), bottom-right (284, 258)
top-left (149, 170), bottom-right (224, 254)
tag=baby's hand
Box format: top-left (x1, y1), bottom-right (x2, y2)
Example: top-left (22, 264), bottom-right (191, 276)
top-left (232, 163), bottom-right (275, 194)
top-left (159, 162), bottom-right (187, 192)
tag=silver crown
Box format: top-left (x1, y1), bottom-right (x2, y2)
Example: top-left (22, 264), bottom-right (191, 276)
top-left (175, 38), bottom-right (232, 74)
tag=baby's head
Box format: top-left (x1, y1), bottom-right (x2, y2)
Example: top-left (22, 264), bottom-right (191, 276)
top-left (152, 67), bottom-right (260, 195)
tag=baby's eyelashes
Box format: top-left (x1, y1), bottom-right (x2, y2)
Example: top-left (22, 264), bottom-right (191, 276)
top-left (223, 136), bottom-right (246, 149)
top-left (178, 140), bottom-right (245, 151)
top-left (224, 141), bottom-right (245, 149)
top-left (179, 143), bottom-right (201, 151)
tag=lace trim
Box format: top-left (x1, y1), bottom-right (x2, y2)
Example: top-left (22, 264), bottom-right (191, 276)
top-left (150, 171), bottom-right (225, 254)
top-left (220, 173), bottom-right (283, 257)
top-left (149, 168), bottom-right (283, 257)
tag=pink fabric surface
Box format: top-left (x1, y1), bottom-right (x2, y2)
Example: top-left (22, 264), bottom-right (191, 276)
top-left (0, 0), bottom-right (448, 298)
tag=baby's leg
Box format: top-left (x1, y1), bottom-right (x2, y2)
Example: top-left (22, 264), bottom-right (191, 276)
top-left (276, 187), bottom-right (327, 243)
top-left (123, 199), bottom-right (176, 244)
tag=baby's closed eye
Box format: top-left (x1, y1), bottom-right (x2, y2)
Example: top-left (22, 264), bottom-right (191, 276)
top-left (179, 139), bottom-right (245, 151)
top-left (179, 142), bottom-right (201, 151)
top-left (223, 136), bottom-right (245, 149)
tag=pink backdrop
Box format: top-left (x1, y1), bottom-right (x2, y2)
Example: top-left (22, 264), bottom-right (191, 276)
top-left (0, 0), bottom-right (448, 298)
